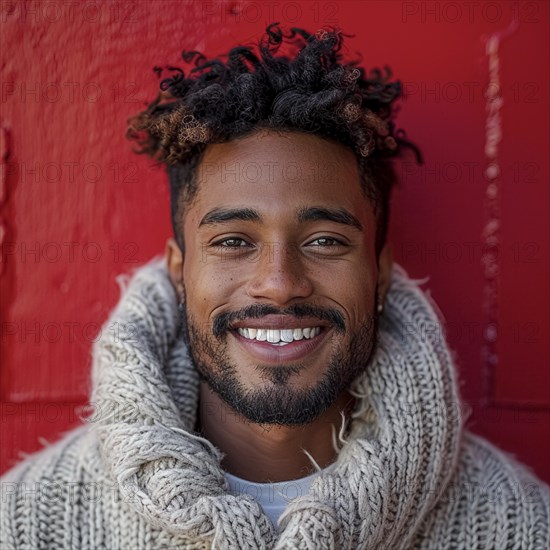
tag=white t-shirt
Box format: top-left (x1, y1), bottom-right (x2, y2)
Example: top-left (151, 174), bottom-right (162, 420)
top-left (224, 463), bottom-right (337, 530)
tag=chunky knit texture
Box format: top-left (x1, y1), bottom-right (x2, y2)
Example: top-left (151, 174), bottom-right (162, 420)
top-left (1, 259), bottom-right (549, 549)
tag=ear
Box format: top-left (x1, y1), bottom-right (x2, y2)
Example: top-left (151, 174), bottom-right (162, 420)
top-left (377, 241), bottom-right (393, 305)
top-left (165, 238), bottom-right (184, 302)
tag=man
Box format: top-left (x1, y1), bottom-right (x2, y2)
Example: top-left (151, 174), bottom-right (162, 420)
top-left (1, 23), bottom-right (548, 549)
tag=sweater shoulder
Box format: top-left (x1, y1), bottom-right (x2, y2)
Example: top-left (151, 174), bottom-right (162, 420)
top-left (459, 430), bottom-right (550, 496)
top-left (0, 427), bottom-right (203, 550)
top-left (1, 424), bottom-right (94, 480)
top-left (414, 430), bottom-right (549, 549)
top-left (0, 425), bottom-right (105, 549)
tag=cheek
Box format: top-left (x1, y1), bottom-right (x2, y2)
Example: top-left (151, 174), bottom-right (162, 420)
top-left (319, 261), bottom-right (377, 323)
top-left (183, 255), bottom-right (242, 319)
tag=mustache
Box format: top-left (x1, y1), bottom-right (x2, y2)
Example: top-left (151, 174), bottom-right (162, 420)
top-left (212, 303), bottom-right (346, 338)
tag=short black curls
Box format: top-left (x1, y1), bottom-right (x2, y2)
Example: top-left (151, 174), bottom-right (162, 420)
top-left (127, 22), bottom-right (422, 255)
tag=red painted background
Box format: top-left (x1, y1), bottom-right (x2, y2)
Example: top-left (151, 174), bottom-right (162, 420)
top-left (1, 0), bottom-right (549, 483)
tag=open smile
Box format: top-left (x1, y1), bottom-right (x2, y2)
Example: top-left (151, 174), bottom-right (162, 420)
top-left (230, 325), bottom-right (331, 363)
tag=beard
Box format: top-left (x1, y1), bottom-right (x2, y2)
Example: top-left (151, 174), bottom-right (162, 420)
top-left (179, 288), bottom-right (380, 426)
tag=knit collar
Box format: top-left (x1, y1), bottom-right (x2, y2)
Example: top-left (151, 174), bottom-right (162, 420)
top-left (91, 258), bottom-right (464, 548)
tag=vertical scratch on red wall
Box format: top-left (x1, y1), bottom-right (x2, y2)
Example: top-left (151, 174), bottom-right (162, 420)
top-left (0, 124), bottom-right (10, 277)
top-left (481, 16), bottom-right (519, 405)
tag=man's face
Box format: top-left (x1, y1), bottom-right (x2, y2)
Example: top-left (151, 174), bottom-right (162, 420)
top-left (169, 130), bottom-right (392, 425)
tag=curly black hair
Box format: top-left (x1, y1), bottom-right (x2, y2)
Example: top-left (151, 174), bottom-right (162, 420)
top-left (127, 23), bottom-right (422, 255)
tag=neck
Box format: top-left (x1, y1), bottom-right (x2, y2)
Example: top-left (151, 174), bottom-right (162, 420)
top-left (197, 382), bottom-right (356, 483)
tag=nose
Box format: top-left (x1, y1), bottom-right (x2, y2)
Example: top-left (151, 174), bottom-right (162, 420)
top-left (246, 242), bottom-right (314, 305)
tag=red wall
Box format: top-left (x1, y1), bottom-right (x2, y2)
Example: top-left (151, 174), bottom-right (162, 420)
top-left (1, 0), bottom-right (549, 484)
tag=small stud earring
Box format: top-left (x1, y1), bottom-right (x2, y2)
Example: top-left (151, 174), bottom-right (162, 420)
top-left (377, 302), bottom-right (384, 314)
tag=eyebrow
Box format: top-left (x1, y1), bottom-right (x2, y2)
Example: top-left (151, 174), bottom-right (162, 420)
top-left (297, 206), bottom-right (363, 231)
top-left (199, 208), bottom-right (261, 227)
top-left (198, 206), bottom-right (363, 231)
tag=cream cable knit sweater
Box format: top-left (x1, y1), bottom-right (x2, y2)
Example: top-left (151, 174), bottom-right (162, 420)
top-left (1, 259), bottom-right (548, 549)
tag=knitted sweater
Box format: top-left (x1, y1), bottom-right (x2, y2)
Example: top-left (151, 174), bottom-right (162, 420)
top-left (1, 259), bottom-right (548, 549)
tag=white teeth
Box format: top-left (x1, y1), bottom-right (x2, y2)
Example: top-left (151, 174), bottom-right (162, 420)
top-left (281, 329), bottom-right (294, 343)
top-left (237, 327), bottom-right (322, 344)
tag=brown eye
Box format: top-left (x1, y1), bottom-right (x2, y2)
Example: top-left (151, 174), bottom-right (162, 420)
top-left (309, 237), bottom-right (343, 247)
top-left (213, 237), bottom-right (249, 248)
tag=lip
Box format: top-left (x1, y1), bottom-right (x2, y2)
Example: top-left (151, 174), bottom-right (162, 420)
top-left (230, 326), bottom-right (331, 363)
top-left (230, 314), bottom-right (331, 331)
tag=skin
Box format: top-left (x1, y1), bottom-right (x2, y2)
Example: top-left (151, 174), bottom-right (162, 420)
top-left (167, 130), bottom-right (393, 483)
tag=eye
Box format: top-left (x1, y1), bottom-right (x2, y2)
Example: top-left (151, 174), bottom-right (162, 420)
top-left (308, 237), bottom-right (345, 247)
top-left (212, 237), bottom-right (250, 249)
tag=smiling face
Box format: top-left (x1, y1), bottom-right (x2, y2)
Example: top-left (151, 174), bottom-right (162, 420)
top-left (167, 130), bottom-right (393, 425)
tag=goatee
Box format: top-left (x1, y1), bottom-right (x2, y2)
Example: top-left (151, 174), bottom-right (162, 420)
top-left (179, 288), bottom-right (380, 426)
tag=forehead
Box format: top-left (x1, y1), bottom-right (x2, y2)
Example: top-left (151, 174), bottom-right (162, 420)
top-left (198, 130), bottom-right (359, 188)
top-left (186, 130), bottom-right (370, 224)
